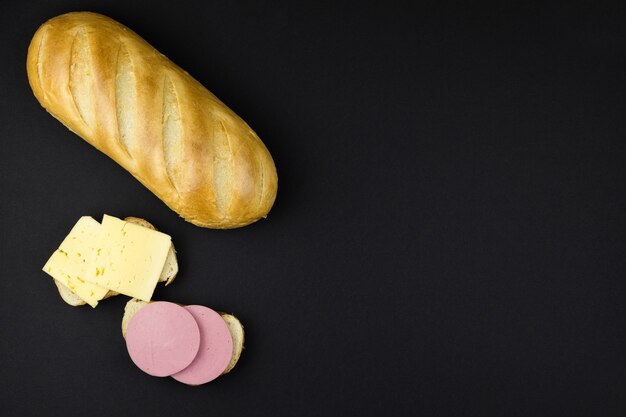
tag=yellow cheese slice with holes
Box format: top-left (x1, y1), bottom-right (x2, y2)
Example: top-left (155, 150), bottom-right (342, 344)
top-left (42, 216), bottom-right (109, 307)
top-left (83, 215), bottom-right (171, 301)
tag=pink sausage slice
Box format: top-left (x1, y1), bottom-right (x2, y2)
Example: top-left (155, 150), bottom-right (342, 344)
top-left (172, 305), bottom-right (233, 385)
top-left (126, 301), bottom-right (200, 377)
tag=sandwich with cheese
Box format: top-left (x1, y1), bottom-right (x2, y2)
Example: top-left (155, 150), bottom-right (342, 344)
top-left (43, 215), bottom-right (178, 307)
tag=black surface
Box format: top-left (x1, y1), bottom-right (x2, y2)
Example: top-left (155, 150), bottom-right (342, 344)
top-left (2, 1), bottom-right (626, 416)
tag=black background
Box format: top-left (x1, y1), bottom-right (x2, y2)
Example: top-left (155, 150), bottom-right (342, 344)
top-left (1, 1), bottom-right (626, 416)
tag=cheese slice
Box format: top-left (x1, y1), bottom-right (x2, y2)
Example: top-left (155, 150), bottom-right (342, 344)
top-left (83, 215), bottom-right (171, 301)
top-left (42, 216), bottom-right (109, 307)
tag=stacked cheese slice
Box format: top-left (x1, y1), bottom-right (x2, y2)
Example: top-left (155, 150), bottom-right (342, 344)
top-left (43, 215), bottom-right (172, 307)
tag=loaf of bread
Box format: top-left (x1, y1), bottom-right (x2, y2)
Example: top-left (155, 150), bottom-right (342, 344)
top-left (27, 12), bottom-right (277, 228)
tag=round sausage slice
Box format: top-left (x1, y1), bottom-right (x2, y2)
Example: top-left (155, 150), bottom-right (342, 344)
top-left (126, 301), bottom-right (200, 377)
top-left (171, 305), bottom-right (234, 385)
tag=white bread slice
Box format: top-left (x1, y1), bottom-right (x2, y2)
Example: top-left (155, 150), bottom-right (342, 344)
top-left (219, 312), bottom-right (245, 374)
top-left (53, 278), bottom-right (90, 306)
top-left (121, 299), bottom-right (244, 375)
top-left (121, 298), bottom-right (149, 338)
top-left (53, 216), bottom-right (178, 306)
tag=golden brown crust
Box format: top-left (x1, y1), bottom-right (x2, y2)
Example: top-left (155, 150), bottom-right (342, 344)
top-left (27, 12), bottom-right (278, 228)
